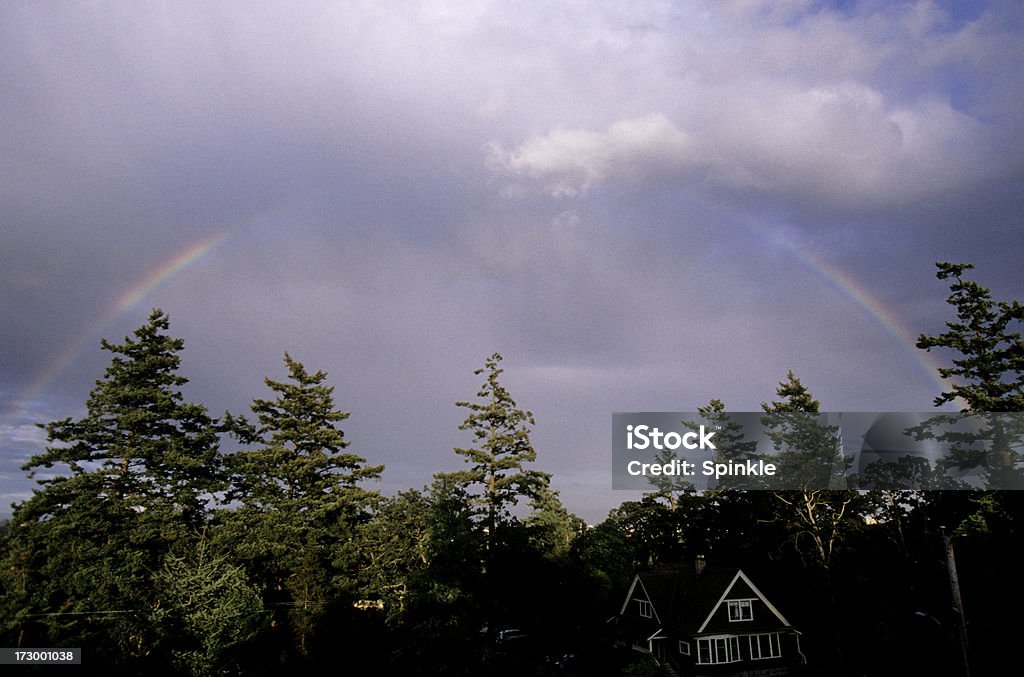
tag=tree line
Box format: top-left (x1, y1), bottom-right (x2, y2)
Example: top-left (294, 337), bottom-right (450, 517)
top-left (1, 261), bottom-right (1021, 676)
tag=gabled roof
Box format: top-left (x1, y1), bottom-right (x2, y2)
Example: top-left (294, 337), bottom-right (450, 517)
top-left (622, 564), bottom-right (793, 637)
top-left (619, 573), bottom-right (662, 624)
top-left (695, 569), bottom-right (791, 633)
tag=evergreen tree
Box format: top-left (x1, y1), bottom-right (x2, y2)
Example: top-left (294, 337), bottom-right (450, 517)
top-left (762, 371), bottom-right (850, 492)
top-left (685, 399), bottom-right (782, 564)
top-left (914, 263), bottom-right (1024, 487)
top-left (913, 261), bottom-right (1024, 675)
top-left (420, 476), bottom-right (485, 614)
top-left (761, 372), bottom-right (860, 570)
top-left (390, 477), bottom-right (485, 674)
top-left (911, 264), bottom-right (1024, 533)
top-left (443, 353), bottom-right (549, 644)
top-left (447, 352), bottom-right (549, 535)
top-left (690, 399), bottom-right (760, 491)
top-left (225, 353), bottom-right (381, 514)
top-left (0, 309), bottom-right (222, 665)
top-left (220, 353), bottom-right (382, 658)
top-left (916, 262), bottom-right (1024, 411)
top-left (698, 399), bottom-right (758, 462)
top-left (358, 489), bottom-right (433, 624)
top-left (26, 308), bottom-right (222, 523)
top-left (151, 537), bottom-right (266, 676)
top-left (525, 485), bottom-right (583, 562)
top-left (762, 372), bottom-right (863, 671)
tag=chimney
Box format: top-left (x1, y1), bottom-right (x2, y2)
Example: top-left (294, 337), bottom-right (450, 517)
top-left (695, 554), bottom-right (706, 576)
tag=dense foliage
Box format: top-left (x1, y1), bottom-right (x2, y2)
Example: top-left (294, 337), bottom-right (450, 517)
top-left (1, 263), bottom-right (1021, 675)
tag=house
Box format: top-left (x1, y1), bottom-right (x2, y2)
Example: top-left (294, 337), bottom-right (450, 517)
top-left (614, 557), bottom-right (805, 676)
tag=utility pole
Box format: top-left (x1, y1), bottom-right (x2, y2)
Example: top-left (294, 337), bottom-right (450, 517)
top-left (940, 526), bottom-right (970, 677)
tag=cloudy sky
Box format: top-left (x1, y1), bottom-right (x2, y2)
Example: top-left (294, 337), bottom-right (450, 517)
top-left (2, 0), bottom-right (1022, 522)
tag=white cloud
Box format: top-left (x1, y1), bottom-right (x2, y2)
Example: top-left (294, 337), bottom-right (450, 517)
top-left (488, 113), bottom-right (692, 196)
top-left (702, 81), bottom-right (993, 204)
top-left (489, 80), bottom-right (995, 207)
top-left (479, 1), bottom-right (1018, 208)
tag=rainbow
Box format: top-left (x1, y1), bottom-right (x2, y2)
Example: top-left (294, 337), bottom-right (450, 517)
top-left (6, 220), bottom-right (960, 425)
top-left (4, 231), bottom-right (229, 419)
top-left (114, 231), bottom-right (229, 310)
top-left (763, 227), bottom-right (960, 407)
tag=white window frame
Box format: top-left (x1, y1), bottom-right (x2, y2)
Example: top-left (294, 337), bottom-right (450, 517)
top-left (749, 632), bottom-right (782, 660)
top-left (679, 640), bottom-right (690, 655)
top-left (727, 599), bottom-right (754, 622)
top-left (696, 635), bottom-right (741, 664)
top-left (637, 599), bottom-right (652, 618)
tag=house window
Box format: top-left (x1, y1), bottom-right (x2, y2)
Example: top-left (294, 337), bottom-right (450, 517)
top-left (696, 636), bottom-right (741, 664)
top-left (637, 599), bottom-right (652, 618)
top-left (727, 599), bottom-right (753, 622)
top-left (679, 640), bottom-right (690, 655)
top-left (749, 632), bottom-right (782, 659)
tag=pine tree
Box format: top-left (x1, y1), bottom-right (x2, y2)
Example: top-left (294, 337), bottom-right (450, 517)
top-left (762, 373), bottom-right (860, 671)
top-left (357, 489), bottom-right (433, 624)
top-left (914, 263), bottom-right (1024, 534)
top-left (916, 262), bottom-right (1024, 411)
top-left (221, 353), bottom-right (382, 657)
top-left (226, 353), bottom-right (381, 513)
top-left (762, 371), bottom-right (849, 492)
top-left (151, 537), bottom-right (266, 675)
top-left (448, 352), bottom-right (549, 535)
top-left (26, 308), bottom-right (222, 523)
top-left (761, 372), bottom-right (861, 568)
top-left (1, 309), bottom-right (222, 663)
top-left (525, 485), bottom-right (583, 561)
top-left (392, 477), bottom-right (485, 673)
top-left (690, 398), bottom-right (760, 491)
top-left (444, 352), bottom-right (549, 644)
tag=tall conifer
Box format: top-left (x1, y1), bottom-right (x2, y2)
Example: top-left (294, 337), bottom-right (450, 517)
top-left (448, 353), bottom-right (548, 533)
top-left (917, 262), bottom-right (1024, 411)
top-left (3, 309), bottom-right (222, 662)
top-left (222, 353), bottom-right (382, 656)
